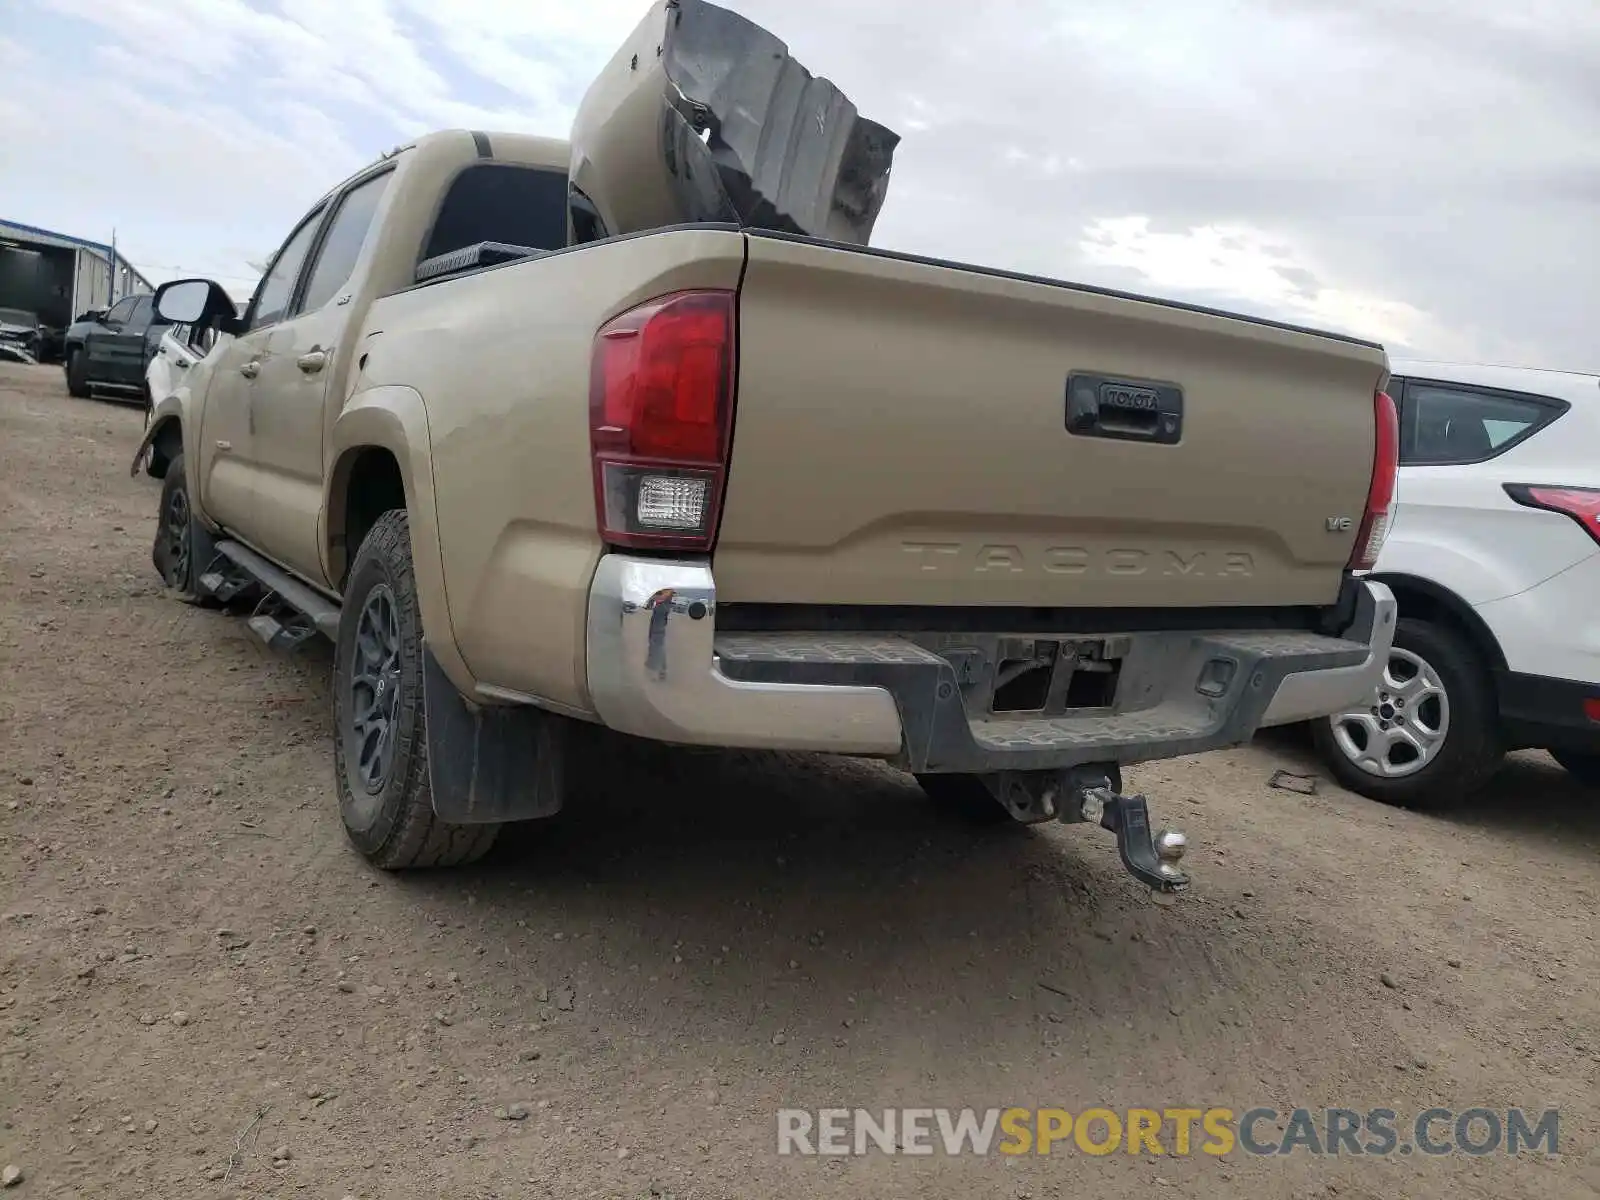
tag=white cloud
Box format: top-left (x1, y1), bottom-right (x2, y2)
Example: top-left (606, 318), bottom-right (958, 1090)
top-left (1078, 216), bottom-right (1467, 354)
top-left (2, 0), bottom-right (1595, 370)
top-left (2, 0), bottom-right (666, 295)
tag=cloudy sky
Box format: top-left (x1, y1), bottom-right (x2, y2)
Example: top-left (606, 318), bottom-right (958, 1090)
top-left (3, 0), bottom-right (1595, 370)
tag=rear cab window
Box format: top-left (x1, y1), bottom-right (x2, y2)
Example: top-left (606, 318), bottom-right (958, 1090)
top-left (1393, 377), bottom-right (1568, 466)
top-left (419, 164), bottom-right (570, 264)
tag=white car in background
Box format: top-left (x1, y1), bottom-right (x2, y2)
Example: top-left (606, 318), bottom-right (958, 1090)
top-left (1314, 358), bottom-right (1600, 807)
top-left (144, 319), bottom-right (222, 421)
top-left (146, 300), bottom-right (244, 408)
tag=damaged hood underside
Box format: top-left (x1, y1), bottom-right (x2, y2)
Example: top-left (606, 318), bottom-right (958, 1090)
top-left (568, 0), bottom-right (900, 247)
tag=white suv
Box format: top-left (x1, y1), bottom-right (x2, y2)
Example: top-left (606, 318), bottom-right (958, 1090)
top-left (1314, 358), bottom-right (1600, 807)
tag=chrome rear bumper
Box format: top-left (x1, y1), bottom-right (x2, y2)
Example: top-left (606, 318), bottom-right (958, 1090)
top-left (585, 553), bottom-right (1396, 767)
top-left (1258, 581), bottom-right (1397, 727)
top-left (584, 555), bottom-right (903, 755)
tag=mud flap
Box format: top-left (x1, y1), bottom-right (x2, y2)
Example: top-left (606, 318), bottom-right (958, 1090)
top-left (130, 423), bottom-right (161, 476)
top-left (422, 648), bottom-right (568, 825)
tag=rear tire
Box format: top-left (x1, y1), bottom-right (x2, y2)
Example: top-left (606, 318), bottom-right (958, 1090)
top-left (1550, 750), bottom-right (1600, 788)
top-left (1312, 616), bottom-right (1503, 810)
top-left (333, 508), bottom-right (500, 869)
top-left (65, 349), bottom-right (90, 398)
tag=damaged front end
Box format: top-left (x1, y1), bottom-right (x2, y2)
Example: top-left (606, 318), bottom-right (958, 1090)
top-left (568, 0), bottom-right (900, 246)
top-left (0, 317), bottom-right (41, 365)
top-left (0, 342), bottom-right (39, 366)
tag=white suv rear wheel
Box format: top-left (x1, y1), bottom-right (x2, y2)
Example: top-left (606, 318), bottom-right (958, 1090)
top-left (1311, 616), bottom-right (1503, 809)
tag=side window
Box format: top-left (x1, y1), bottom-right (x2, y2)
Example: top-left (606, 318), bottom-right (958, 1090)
top-left (1399, 382), bottom-right (1563, 466)
top-left (297, 170), bottom-right (395, 316)
top-left (421, 165), bottom-right (568, 262)
top-left (171, 323), bottom-right (215, 355)
top-left (126, 297), bottom-right (153, 333)
top-left (248, 206), bottom-right (327, 330)
top-left (102, 297), bottom-right (139, 327)
top-left (185, 322), bottom-right (217, 355)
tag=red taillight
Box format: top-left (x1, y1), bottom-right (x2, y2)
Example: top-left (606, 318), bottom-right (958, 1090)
top-left (1348, 388), bottom-right (1399, 572)
top-left (589, 290), bottom-right (736, 552)
top-left (1503, 483), bottom-right (1600, 549)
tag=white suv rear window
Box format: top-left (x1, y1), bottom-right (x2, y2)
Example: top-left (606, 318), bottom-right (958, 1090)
top-left (1397, 380), bottom-right (1565, 465)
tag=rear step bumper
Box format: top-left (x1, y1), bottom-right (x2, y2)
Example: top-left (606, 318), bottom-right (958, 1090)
top-left (585, 554), bottom-right (1396, 771)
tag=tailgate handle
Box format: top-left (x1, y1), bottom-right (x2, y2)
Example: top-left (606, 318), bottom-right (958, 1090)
top-left (1065, 373), bottom-right (1183, 445)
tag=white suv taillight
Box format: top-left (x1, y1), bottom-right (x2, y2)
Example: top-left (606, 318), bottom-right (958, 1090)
top-left (1503, 483), bottom-right (1600, 549)
top-left (1348, 388), bottom-right (1399, 572)
top-left (589, 290), bottom-right (737, 552)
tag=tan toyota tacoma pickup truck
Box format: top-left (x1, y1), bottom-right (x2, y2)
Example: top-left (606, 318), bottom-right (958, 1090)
top-left (132, 0), bottom-right (1396, 893)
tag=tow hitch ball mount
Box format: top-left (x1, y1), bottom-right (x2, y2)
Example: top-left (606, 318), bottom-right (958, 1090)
top-left (986, 765), bottom-right (1190, 894)
top-left (1073, 775), bottom-right (1190, 895)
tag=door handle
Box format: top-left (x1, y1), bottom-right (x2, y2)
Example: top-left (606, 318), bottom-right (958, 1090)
top-left (296, 349), bottom-right (328, 374)
top-left (1065, 372), bottom-right (1183, 446)
top-left (175, 358), bottom-right (190, 370)
top-left (239, 360), bottom-right (260, 379)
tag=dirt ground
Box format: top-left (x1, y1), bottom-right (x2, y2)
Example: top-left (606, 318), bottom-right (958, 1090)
top-left (1, 360), bottom-right (1597, 1200)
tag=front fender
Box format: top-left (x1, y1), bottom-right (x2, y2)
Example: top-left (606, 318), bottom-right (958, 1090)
top-left (327, 385), bottom-right (474, 697)
top-left (129, 390), bottom-right (189, 478)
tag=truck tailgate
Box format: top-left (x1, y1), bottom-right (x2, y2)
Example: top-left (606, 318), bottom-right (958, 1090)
top-left (713, 232), bottom-right (1389, 611)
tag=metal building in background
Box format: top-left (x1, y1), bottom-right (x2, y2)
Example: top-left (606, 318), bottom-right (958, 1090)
top-left (0, 218), bottom-right (153, 362)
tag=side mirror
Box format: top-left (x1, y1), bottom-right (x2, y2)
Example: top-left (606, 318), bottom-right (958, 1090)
top-left (153, 278), bottom-right (240, 334)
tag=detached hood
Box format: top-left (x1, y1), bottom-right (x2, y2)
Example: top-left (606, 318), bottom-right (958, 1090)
top-left (569, 0), bottom-right (900, 246)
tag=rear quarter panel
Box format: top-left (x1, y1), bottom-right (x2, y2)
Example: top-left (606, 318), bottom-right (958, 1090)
top-left (358, 227), bottom-right (747, 710)
top-left (715, 235), bottom-right (1389, 610)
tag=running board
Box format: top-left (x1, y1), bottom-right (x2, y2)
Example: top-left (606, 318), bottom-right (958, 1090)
top-left (197, 556), bottom-right (260, 604)
top-left (246, 610), bottom-right (321, 653)
top-left (215, 540), bottom-right (341, 639)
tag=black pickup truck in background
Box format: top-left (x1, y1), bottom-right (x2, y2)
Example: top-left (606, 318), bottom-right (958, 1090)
top-left (62, 293), bottom-right (171, 405)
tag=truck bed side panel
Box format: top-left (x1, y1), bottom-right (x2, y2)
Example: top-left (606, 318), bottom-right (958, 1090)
top-left (359, 228), bottom-right (748, 709)
top-left (714, 235), bottom-right (1388, 611)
